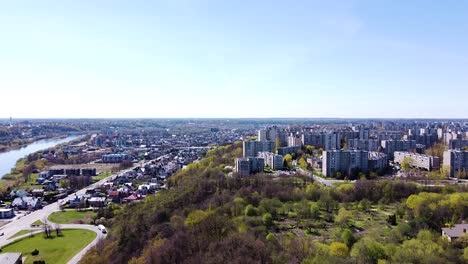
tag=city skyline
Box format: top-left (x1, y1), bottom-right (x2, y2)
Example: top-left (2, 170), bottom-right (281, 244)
top-left (1, 0), bottom-right (468, 118)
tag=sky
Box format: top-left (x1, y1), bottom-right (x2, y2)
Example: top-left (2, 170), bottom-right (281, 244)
top-left (0, 0), bottom-right (467, 119)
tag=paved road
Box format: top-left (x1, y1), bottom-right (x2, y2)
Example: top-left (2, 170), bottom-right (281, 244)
top-left (64, 224), bottom-right (106, 264)
top-left (296, 168), bottom-right (352, 186)
top-left (0, 223), bottom-right (105, 264)
top-left (0, 156), bottom-right (166, 263)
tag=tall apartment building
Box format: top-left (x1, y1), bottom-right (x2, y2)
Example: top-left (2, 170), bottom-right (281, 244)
top-left (359, 128), bottom-right (370, 140)
top-left (443, 150), bottom-right (468, 177)
top-left (322, 150), bottom-right (369, 177)
top-left (277, 146), bottom-right (301, 156)
top-left (258, 128), bottom-right (277, 142)
top-left (302, 132), bottom-right (325, 148)
top-left (243, 141), bottom-right (275, 157)
top-left (258, 152), bottom-right (283, 170)
top-left (368, 152), bottom-right (388, 171)
top-left (258, 127), bottom-right (288, 147)
top-left (394, 151), bottom-right (440, 171)
top-left (348, 139), bottom-right (380, 151)
top-left (287, 136), bottom-right (302, 147)
top-left (444, 132), bottom-right (460, 145)
top-left (324, 133), bottom-right (339, 150)
top-left (381, 140), bottom-right (417, 159)
top-left (234, 157), bottom-right (265, 176)
top-left (449, 139), bottom-right (468, 150)
top-left (235, 158), bottom-right (250, 177)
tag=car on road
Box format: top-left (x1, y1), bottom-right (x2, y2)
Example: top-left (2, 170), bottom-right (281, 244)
top-left (97, 224), bottom-right (107, 234)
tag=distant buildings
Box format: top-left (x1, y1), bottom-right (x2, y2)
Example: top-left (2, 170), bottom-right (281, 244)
top-left (322, 150), bottom-right (369, 177)
top-left (102, 153), bottom-right (130, 163)
top-left (258, 152), bottom-right (283, 170)
top-left (368, 151), bottom-right (388, 171)
top-left (243, 141), bottom-right (275, 158)
top-left (394, 151), bottom-right (440, 171)
top-left (443, 150), bottom-right (468, 177)
top-left (234, 157), bottom-right (265, 176)
top-left (449, 139), bottom-right (468, 150)
top-left (322, 150), bottom-right (388, 177)
top-left (287, 136), bottom-right (302, 147)
top-left (324, 133), bottom-right (340, 150)
top-left (381, 140), bottom-right (417, 159)
top-left (349, 139), bottom-right (380, 151)
top-left (302, 132), bottom-right (325, 148)
top-left (277, 146), bottom-right (300, 156)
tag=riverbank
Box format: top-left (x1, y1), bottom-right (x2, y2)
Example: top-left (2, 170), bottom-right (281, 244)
top-left (0, 135), bottom-right (67, 153)
top-left (0, 135), bottom-right (85, 193)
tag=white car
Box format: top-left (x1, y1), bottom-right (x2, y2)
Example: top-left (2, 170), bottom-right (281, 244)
top-left (97, 224), bottom-right (107, 234)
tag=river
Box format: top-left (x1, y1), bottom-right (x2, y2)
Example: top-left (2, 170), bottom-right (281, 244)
top-left (0, 135), bottom-right (82, 178)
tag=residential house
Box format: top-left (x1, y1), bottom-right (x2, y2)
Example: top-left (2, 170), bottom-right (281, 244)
top-left (442, 224), bottom-right (468, 242)
top-left (0, 208), bottom-right (14, 219)
top-left (69, 195), bottom-right (86, 208)
top-left (11, 197), bottom-right (42, 210)
top-left (88, 197), bottom-right (107, 208)
top-left (108, 190), bottom-right (121, 203)
top-left (31, 189), bottom-right (45, 197)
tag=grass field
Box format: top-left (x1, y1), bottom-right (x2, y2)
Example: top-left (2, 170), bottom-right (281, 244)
top-left (92, 171), bottom-right (112, 181)
top-left (31, 220), bottom-right (44, 227)
top-left (48, 210), bottom-right (97, 224)
top-left (1, 229), bottom-right (96, 264)
top-left (8, 229), bottom-right (37, 239)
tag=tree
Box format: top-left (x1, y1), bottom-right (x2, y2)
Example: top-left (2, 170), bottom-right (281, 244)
top-left (305, 145), bottom-right (315, 155)
top-left (350, 238), bottom-right (386, 264)
top-left (42, 219), bottom-right (51, 238)
top-left (283, 154), bottom-right (293, 169)
top-left (310, 204), bottom-right (320, 219)
top-left (329, 242), bottom-right (348, 257)
top-left (55, 223), bottom-right (62, 237)
top-left (358, 199), bottom-right (371, 212)
top-left (391, 230), bottom-right (444, 263)
top-left (341, 229), bottom-right (356, 248)
top-left (298, 157), bottom-right (308, 170)
top-left (387, 214), bottom-right (397, 226)
top-left (244, 204), bottom-right (258, 217)
top-left (318, 192), bottom-right (337, 213)
top-left (275, 138), bottom-right (281, 152)
top-left (424, 143), bottom-right (445, 161)
top-left (185, 210), bottom-right (211, 227)
top-left (400, 157), bottom-right (414, 172)
top-left (335, 208), bottom-right (352, 227)
top-left (262, 213), bottom-right (273, 228)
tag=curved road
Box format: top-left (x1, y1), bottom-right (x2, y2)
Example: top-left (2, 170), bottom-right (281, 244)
top-left (0, 157), bottom-right (165, 263)
top-left (0, 175), bottom-right (115, 263)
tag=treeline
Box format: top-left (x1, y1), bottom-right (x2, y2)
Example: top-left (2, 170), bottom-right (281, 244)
top-left (80, 141), bottom-right (468, 264)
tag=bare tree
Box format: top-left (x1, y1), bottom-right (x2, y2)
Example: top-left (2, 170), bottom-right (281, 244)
top-left (42, 219), bottom-right (51, 238)
top-left (55, 223), bottom-right (62, 237)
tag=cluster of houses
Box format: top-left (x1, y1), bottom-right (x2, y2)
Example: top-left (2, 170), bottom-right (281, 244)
top-left (63, 163), bottom-right (172, 208)
top-left (36, 168), bottom-right (97, 191)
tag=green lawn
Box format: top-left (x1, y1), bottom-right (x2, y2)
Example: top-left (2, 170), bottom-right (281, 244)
top-left (92, 172), bottom-right (112, 181)
top-left (31, 220), bottom-right (44, 227)
top-left (1, 229), bottom-right (96, 264)
top-left (8, 229), bottom-right (37, 239)
top-left (48, 210), bottom-right (97, 224)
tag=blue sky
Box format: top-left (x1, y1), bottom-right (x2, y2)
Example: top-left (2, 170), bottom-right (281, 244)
top-left (0, 0), bottom-right (467, 118)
